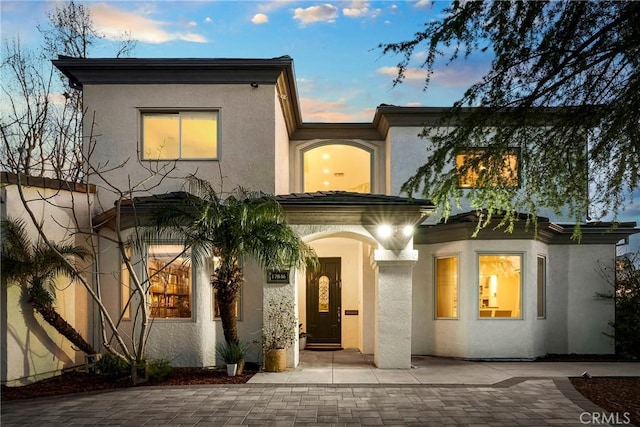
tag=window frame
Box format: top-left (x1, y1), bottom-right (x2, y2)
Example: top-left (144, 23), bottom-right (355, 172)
top-left (434, 254), bottom-right (460, 320)
top-left (140, 109), bottom-right (220, 161)
top-left (477, 252), bottom-right (524, 320)
top-left (146, 243), bottom-right (194, 321)
top-left (295, 140), bottom-right (379, 193)
top-left (120, 246), bottom-right (133, 321)
top-left (537, 255), bottom-right (547, 319)
top-left (456, 148), bottom-right (521, 189)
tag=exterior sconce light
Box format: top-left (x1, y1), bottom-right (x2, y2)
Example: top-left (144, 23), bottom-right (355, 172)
top-left (376, 224), bottom-right (414, 239)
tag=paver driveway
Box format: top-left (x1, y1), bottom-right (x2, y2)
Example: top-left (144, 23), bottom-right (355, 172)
top-left (1, 378), bottom-right (607, 426)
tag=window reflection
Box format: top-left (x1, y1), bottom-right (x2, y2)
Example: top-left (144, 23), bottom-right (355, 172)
top-left (142, 112), bottom-right (218, 160)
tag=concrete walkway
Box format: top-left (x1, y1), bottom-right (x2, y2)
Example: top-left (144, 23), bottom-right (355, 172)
top-left (1, 350), bottom-right (638, 426)
top-left (249, 349), bottom-right (639, 385)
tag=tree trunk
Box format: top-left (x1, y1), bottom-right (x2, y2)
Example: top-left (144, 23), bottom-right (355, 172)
top-left (218, 291), bottom-right (238, 344)
top-left (30, 300), bottom-right (97, 355)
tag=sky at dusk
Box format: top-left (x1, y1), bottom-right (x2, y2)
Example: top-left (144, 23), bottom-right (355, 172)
top-left (1, 0), bottom-right (492, 123)
top-left (1, 0), bottom-right (638, 231)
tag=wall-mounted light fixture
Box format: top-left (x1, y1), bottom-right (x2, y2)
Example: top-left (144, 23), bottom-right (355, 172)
top-left (376, 224), bottom-right (414, 239)
top-left (250, 82), bottom-right (259, 88)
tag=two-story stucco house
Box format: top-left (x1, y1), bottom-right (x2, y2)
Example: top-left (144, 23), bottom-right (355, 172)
top-left (2, 56), bottom-right (636, 384)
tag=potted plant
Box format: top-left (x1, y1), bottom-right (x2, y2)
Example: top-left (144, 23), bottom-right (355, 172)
top-left (299, 323), bottom-right (307, 351)
top-left (262, 297), bottom-right (297, 372)
top-left (217, 341), bottom-right (248, 376)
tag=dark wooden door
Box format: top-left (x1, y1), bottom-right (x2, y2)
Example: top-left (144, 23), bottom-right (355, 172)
top-left (306, 257), bottom-right (341, 344)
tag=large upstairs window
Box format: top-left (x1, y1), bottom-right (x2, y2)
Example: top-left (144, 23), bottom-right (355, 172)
top-left (303, 144), bottom-right (372, 193)
top-left (142, 111), bottom-right (218, 160)
top-left (456, 149), bottom-right (519, 188)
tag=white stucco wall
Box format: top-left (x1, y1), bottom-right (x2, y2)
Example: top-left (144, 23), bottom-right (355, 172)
top-left (274, 91), bottom-right (290, 195)
top-left (82, 83), bottom-right (278, 209)
top-left (413, 237), bottom-right (617, 359)
top-left (562, 244), bottom-right (615, 354)
top-left (1, 184), bottom-right (93, 385)
top-left (96, 230), bottom-right (266, 367)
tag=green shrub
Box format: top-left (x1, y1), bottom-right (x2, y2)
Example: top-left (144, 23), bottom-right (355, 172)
top-left (95, 354), bottom-right (131, 379)
top-left (148, 359), bottom-right (173, 382)
top-left (217, 341), bottom-right (249, 364)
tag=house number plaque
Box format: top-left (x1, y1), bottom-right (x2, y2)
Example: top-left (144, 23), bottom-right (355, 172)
top-left (267, 270), bottom-right (290, 284)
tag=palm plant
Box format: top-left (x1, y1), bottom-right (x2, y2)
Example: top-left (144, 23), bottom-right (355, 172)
top-left (148, 175), bottom-right (317, 344)
top-left (1, 218), bottom-right (96, 354)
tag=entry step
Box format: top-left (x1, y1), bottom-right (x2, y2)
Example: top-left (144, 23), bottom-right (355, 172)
top-left (305, 343), bottom-right (344, 351)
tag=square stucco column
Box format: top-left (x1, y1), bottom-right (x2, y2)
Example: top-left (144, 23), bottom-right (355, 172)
top-left (373, 248), bottom-right (418, 369)
top-left (263, 270), bottom-right (299, 368)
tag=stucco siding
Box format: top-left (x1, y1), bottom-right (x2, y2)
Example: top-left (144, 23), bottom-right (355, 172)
top-left (274, 89), bottom-right (290, 195)
top-left (1, 184), bottom-right (93, 385)
top-left (82, 84), bottom-right (278, 210)
top-left (414, 239), bottom-right (557, 359)
top-left (565, 244), bottom-right (615, 354)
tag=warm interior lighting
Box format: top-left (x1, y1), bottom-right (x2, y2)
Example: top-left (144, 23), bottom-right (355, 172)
top-left (456, 151), bottom-right (518, 188)
top-left (303, 144), bottom-right (371, 193)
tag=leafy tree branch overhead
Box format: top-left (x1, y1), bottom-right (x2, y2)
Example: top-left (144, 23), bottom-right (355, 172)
top-left (380, 0), bottom-right (640, 234)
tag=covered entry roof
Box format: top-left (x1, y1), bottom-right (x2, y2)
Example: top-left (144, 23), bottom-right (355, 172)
top-left (276, 191), bottom-right (434, 226)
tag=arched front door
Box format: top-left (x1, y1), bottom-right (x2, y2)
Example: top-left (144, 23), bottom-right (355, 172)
top-left (306, 257), bottom-right (341, 348)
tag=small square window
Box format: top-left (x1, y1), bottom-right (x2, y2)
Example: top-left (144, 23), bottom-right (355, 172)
top-left (456, 149), bottom-right (519, 188)
top-left (142, 112), bottom-right (218, 160)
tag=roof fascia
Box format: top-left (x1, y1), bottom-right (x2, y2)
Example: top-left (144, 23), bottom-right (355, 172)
top-left (416, 220), bottom-right (638, 245)
top-left (1, 172), bottom-right (96, 194)
top-left (291, 123), bottom-right (383, 141)
top-left (52, 56), bottom-right (294, 86)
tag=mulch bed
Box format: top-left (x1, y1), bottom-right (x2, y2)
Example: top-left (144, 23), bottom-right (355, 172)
top-left (1, 367), bottom-right (257, 401)
top-left (570, 377), bottom-right (640, 426)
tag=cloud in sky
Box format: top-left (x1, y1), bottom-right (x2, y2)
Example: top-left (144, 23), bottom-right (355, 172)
top-left (377, 66), bottom-right (430, 86)
top-left (300, 97), bottom-right (373, 122)
top-left (258, 0), bottom-right (293, 13)
top-left (89, 3), bottom-right (207, 44)
top-left (377, 63), bottom-right (489, 88)
top-left (252, 13), bottom-right (269, 24)
top-left (293, 4), bottom-right (339, 24)
top-left (415, 0), bottom-right (430, 8)
top-left (343, 1), bottom-right (369, 18)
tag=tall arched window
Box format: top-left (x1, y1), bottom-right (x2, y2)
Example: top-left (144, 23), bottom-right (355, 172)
top-left (303, 144), bottom-right (372, 193)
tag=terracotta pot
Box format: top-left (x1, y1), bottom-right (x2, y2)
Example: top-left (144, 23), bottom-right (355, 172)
top-left (264, 348), bottom-right (286, 372)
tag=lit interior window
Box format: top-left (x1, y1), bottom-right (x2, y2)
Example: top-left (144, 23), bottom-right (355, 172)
top-left (436, 256), bottom-right (458, 318)
top-left (478, 254), bottom-right (521, 319)
top-left (303, 144), bottom-right (371, 193)
top-left (456, 150), bottom-right (519, 188)
top-left (142, 112), bottom-right (218, 160)
top-left (148, 245), bottom-right (192, 319)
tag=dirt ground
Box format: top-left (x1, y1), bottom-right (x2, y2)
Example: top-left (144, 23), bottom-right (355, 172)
top-left (2, 367), bottom-right (638, 426)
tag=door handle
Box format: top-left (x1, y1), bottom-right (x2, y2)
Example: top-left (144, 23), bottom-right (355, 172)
top-left (337, 306), bottom-right (341, 323)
